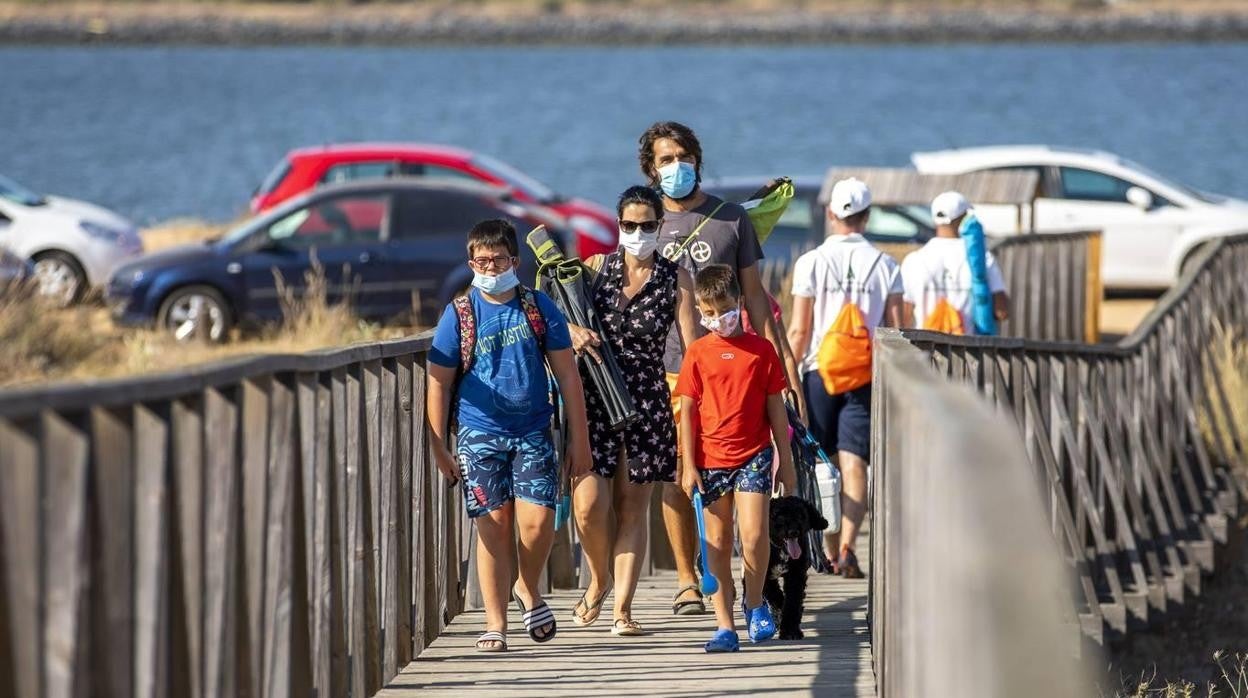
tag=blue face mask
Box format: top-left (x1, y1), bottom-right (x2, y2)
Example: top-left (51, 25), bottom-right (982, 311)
top-left (658, 161), bottom-right (697, 200)
top-left (472, 267), bottom-right (520, 295)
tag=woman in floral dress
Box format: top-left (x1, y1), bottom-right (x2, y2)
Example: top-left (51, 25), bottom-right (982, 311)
top-left (566, 185), bottom-right (699, 636)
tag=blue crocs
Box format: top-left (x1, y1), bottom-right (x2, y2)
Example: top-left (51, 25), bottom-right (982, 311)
top-left (704, 628), bottom-right (740, 653)
top-left (747, 603), bottom-right (777, 643)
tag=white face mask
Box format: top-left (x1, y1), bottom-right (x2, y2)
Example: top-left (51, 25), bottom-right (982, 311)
top-left (619, 228), bottom-right (659, 258)
top-left (472, 267), bottom-right (520, 295)
top-left (699, 306), bottom-right (741, 337)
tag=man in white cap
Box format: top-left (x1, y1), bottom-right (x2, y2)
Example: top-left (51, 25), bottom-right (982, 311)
top-left (900, 191), bottom-right (1010, 334)
top-left (786, 177), bottom-right (902, 578)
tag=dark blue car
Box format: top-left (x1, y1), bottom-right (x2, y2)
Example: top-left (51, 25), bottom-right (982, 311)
top-left (107, 179), bottom-right (570, 341)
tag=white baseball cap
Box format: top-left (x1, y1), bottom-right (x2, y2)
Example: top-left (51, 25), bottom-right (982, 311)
top-left (931, 191), bottom-right (970, 225)
top-left (828, 178), bottom-right (872, 219)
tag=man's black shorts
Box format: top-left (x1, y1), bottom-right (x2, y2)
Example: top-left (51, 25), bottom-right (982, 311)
top-left (802, 371), bottom-right (871, 461)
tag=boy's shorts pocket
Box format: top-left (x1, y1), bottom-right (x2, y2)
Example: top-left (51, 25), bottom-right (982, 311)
top-left (699, 446), bottom-right (774, 507)
top-left (455, 426), bottom-right (558, 518)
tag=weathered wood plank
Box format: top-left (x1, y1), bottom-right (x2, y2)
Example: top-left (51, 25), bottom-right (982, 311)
top-left (379, 567), bottom-right (876, 698)
top-left (394, 355), bottom-right (414, 667)
top-left (201, 387), bottom-right (239, 698)
top-left (42, 412), bottom-right (90, 698)
top-left (263, 377), bottom-right (296, 697)
top-left (0, 418), bottom-right (40, 698)
top-left (170, 398), bottom-right (204, 698)
top-left (411, 358), bottom-right (432, 657)
top-left (239, 377), bottom-right (269, 698)
top-left (379, 359), bottom-right (400, 682)
top-left (329, 367), bottom-right (350, 698)
top-left (361, 359), bottom-right (384, 693)
top-left (90, 405), bottom-right (136, 698)
top-left (131, 404), bottom-right (170, 698)
top-left (298, 372), bottom-right (332, 697)
top-left (345, 366), bottom-right (367, 698)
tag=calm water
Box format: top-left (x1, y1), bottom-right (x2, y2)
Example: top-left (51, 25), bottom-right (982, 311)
top-left (3, 44), bottom-right (1247, 225)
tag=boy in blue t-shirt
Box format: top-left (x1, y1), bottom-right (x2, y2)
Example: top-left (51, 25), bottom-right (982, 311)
top-left (427, 219), bottom-right (591, 653)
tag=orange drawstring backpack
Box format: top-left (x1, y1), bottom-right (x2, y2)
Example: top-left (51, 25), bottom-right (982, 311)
top-left (816, 250), bottom-right (883, 395)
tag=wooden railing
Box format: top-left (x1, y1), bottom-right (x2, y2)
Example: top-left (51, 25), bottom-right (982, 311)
top-left (870, 330), bottom-right (1095, 698)
top-left (0, 336), bottom-right (466, 698)
top-left (876, 232), bottom-right (1248, 658)
top-left (991, 230), bottom-right (1102, 343)
top-left (0, 230), bottom-right (1237, 698)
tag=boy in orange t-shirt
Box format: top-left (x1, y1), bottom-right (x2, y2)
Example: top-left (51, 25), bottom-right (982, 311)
top-left (675, 264), bottom-right (797, 652)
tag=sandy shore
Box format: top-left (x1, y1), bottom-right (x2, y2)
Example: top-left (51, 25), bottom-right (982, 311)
top-left (3, 1), bottom-right (1248, 44)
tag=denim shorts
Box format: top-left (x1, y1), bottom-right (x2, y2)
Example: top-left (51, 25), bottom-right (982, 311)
top-left (699, 446), bottom-right (775, 507)
top-left (456, 426), bottom-right (558, 518)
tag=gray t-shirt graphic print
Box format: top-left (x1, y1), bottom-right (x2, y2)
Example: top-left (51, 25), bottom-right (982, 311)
top-left (656, 194), bottom-right (763, 374)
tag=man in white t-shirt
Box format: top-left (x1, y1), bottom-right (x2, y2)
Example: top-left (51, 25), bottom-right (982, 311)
top-left (786, 178), bottom-right (902, 579)
top-left (901, 191), bottom-right (1010, 333)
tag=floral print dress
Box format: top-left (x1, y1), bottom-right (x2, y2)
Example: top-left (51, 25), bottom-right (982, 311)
top-left (583, 250), bottom-right (680, 483)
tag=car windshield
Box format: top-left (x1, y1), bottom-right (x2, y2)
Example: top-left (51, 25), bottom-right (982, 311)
top-left (899, 204), bottom-right (935, 227)
top-left (220, 215), bottom-right (268, 245)
top-left (1115, 156), bottom-right (1216, 204)
top-left (0, 175), bottom-right (47, 206)
top-left (470, 154), bottom-right (558, 203)
top-left (257, 158), bottom-right (292, 196)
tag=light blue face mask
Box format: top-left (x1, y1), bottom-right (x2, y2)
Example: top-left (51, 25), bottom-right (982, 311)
top-left (472, 267), bottom-right (520, 295)
top-left (658, 161), bottom-right (697, 200)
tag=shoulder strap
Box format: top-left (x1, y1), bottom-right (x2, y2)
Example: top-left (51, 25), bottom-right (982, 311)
top-left (816, 246), bottom-right (849, 293)
top-left (862, 251), bottom-right (885, 287)
top-left (453, 294), bottom-right (476, 375)
top-left (518, 286), bottom-right (547, 353)
top-left (670, 200), bottom-right (728, 260)
top-left (455, 288), bottom-right (548, 378)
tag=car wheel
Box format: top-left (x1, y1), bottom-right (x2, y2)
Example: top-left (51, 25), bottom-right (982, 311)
top-left (31, 250), bottom-right (87, 307)
top-left (158, 285), bottom-right (233, 343)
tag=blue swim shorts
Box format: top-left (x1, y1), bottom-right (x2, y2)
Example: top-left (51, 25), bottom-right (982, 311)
top-left (456, 426), bottom-right (559, 518)
top-left (699, 446), bottom-right (775, 508)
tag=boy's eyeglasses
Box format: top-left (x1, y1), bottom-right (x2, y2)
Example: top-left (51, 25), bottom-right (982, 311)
top-left (619, 220), bottom-right (661, 235)
top-left (470, 255), bottom-right (515, 270)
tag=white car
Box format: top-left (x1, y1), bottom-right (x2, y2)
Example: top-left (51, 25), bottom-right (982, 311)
top-left (0, 174), bottom-right (143, 304)
top-left (911, 145), bottom-right (1248, 289)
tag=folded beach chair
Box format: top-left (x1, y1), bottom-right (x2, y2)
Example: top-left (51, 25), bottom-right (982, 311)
top-left (526, 225), bottom-right (639, 434)
top-left (787, 403), bottom-right (840, 573)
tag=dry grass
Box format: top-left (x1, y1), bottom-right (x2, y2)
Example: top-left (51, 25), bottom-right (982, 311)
top-left (1116, 652), bottom-right (1248, 698)
top-left (0, 285), bottom-right (115, 386)
top-left (1199, 321), bottom-right (1248, 469)
top-left (0, 257), bottom-right (417, 388)
top-left (140, 218), bottom-right (232, 253)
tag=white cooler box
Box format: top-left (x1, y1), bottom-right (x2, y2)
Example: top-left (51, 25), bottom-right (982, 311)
top-left (815, 460), bottom-right (842, 534)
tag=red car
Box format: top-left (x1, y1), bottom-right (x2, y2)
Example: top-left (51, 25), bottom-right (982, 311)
top-left (251, 143), bottom-right (618, 258)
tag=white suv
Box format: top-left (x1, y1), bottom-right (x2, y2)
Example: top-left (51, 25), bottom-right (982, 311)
top-left (912, 145), bottom-right (1248, 289)
top-left (0, 174), bottom-right (143, 305)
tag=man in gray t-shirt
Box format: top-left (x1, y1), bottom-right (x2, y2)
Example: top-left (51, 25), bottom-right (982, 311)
top-left (638, 121), bottom-right (802, 620)
top-left (657, 196), bottom-right (763, 374)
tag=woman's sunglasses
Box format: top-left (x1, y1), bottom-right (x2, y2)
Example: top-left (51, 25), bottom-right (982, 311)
top-left (619, 220), bottom-right (661, 235)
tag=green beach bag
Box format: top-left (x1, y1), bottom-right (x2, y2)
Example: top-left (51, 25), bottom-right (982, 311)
top-left (740, 177), bottom-right (795, 244)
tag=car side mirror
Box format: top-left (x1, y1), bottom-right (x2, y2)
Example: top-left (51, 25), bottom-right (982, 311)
top-left (1126, 186), bottom-right (1153, 211)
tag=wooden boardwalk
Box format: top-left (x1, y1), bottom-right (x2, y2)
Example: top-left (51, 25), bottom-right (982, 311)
top-left (380, 550), bottom-right (874, 697)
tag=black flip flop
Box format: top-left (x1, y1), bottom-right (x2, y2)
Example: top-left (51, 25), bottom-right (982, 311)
top-left (672, 584), bottom-right (706, 616)
top-left (514, 591), bottom-right (557, 643)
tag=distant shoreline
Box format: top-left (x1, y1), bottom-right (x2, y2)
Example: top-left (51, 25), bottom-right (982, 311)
top-left (4, 3), bottom-right (1248, 45)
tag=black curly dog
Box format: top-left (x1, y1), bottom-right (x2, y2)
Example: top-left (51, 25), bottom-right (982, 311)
top-left (745, 495), bottom-right (829, 640)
